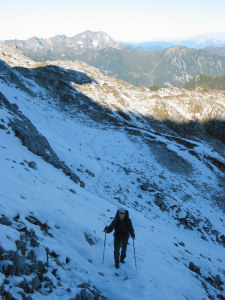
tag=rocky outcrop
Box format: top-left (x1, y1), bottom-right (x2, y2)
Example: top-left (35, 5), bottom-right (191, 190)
top-left (0, 214), bottom-right (54, 298)
top-left (0, 213), bottom-right (109, 299)
top-left (75, 282), bottom-right (108, 300)
top-left (0, 91), bottom-right (84, 187)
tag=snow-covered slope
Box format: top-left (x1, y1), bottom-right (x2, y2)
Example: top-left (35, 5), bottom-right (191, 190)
top-left (0, 43), bottom-right (225, 300)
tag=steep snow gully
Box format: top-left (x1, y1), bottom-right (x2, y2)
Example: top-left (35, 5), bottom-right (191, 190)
top-left (0, 53), bottom-right (225, 300)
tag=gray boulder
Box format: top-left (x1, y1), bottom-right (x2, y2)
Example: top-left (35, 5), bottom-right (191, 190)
top-left (28, 161), bottom-right (37, 169)
top-left (13, 252), bottom-right (31, 276)
top-left (17, 278), bottom-right (33, 294)
top-left (0, 215), bottom-right (12, 226)
top-left (1, 260), bottom-right (15, 276)
top-left (189, 262), bottom-right (201, 275)
top-left (30, 275), bottom-right (41, 291)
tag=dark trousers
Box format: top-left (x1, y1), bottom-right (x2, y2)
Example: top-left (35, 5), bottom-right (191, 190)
top-left (114, 235), bottom-right (129, 265)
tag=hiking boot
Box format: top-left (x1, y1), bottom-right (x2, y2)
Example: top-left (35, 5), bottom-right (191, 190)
top-left (120, 258), bottom-right (125, 263)
top-left (115, 262), bottom-right (119, 269)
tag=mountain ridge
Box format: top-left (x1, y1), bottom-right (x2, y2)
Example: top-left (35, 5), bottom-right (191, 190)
top-left (6, 30), bottom-right (119, 51)
top-left (70, 46), bottom-right (225, 87)
top-left (0, 42), bottom-right (225, 125)
top-left (204, 46), bottom-right (225, 57)
top-left (3, 33), bottom-right (225, 87)
top-left (182, 73), bottom-right (225, 90)
top-left (5, 30), bottom-right (225, 49)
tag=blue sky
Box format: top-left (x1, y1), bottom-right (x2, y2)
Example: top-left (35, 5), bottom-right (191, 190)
top-left (1, 0), bottom-right (225, 41)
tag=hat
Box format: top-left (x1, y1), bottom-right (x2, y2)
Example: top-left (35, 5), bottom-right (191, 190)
top-left (118, 207), bottom-right (126, 213)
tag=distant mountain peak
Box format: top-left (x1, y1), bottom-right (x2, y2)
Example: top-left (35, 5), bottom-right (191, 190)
top-left (5, 31), bottom-right (119, 51)
top-left (190, 31), bottom-right (225, 44)
top-left (69, 30), bottom-right (119, 49)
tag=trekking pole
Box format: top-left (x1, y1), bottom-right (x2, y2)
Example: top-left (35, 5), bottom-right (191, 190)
top-left (133, 239), bottom-right (137, 270)
top-left (102, 232), bottom-right (107, 264)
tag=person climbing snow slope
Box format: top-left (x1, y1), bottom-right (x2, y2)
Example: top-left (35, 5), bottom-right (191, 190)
top-left (104, 208), bottom-right (135, 269)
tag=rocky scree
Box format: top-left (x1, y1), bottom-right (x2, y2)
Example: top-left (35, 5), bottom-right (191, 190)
top-left (0, 213), bottom-right (108, 299)
top-left (0, 214), bottom-right (55, 298)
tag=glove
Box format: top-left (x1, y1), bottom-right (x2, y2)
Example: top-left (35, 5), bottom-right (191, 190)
top-left (131, 234), bottom-right (135, 240)
top-left (104, 226), bottom-right (108, 233)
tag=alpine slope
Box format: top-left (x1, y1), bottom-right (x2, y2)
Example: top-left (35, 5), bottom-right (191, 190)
top-left (0, 42), bottom-right (225, 300)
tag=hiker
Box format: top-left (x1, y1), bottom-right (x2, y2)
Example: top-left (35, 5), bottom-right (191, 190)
top-left (104, 208), bottom-right (135, 269)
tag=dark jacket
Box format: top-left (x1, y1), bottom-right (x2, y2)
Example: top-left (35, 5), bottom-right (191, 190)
top-left (106, 210), bottom-right (135, 239)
